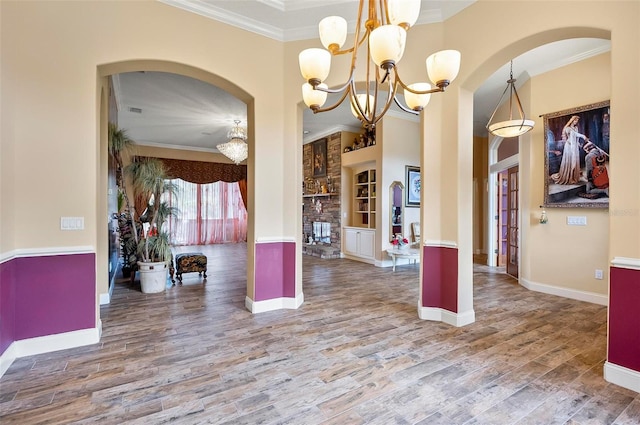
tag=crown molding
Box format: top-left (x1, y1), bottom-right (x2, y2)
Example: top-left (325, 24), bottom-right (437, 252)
top-left (303, 124), bottom-right (362, 145)
top-left (133, 140), bottom-right (219, 154)
top-left (159, 0), bottom-right (285, 41)
top-left (159, 0), bottom-right (456, 42)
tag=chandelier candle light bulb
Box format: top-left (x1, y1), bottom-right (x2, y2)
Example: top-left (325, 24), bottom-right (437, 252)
top-left (298, 0), bottom-right (461, 128)
top-left (298, 48), bottom-right (331, 86)
top-left (369, 25), bottom-right (407, 69)
top-left (319, 16), bottom-right (347, 51)
top-left (387, 0), bottom-right (421, 27)
top-left (404, 82), bottom-right (432, 111)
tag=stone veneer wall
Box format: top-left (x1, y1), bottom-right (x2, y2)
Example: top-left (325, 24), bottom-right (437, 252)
top-left (303, 132), bottom-right (342, 257)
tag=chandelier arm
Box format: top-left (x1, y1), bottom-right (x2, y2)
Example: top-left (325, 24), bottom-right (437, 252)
top-left (372, 66), bottom-right (395, 125)
top-left (327, 0), bottom-right (368, 97)
top-left (331, 30), bottom-right (370, 56)
top-left (314, 79), bottom-right (353, 94)
top-left (381, 0), bottom-right (389, 24)
top-left (393, 95), bottom-right (420, 115)
top-left (485, 84), bottom-right (511, 130)
top-left (310, 86), bottom-right (353, 114)
top-left (349, 80), bottom-right (370, 124)
top-left (371, 79), bottom-right (398, 126)
top-left (396, 75), bottom-right (445, 95)
top-left (348, 0), bottom-right (367, 65)
top-left (395, 72), bottom-right (449, 94)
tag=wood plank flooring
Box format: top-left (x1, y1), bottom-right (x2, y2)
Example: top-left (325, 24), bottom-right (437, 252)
top-left (1, 243), bottom-right (639, 424)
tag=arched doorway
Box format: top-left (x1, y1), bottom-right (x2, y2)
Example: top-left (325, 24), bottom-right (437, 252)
top-left (97, 60), bottom-right (254, 308)
top-left (422, 27), bottom-right (612, 326)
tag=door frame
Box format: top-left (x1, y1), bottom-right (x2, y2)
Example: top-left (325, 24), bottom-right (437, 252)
top-left (506, 165), bottom-right (519, 278)
top-left (487, 135), bottom-right (519, 268)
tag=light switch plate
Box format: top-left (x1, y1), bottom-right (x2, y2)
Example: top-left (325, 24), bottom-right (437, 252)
top-left (567, 216), bottom-right (587, 226)
top-left (61, 216), bottom-right (84, 230)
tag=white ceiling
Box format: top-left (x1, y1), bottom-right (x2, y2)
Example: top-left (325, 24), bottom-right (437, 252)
top-left (114, 1), bottom-right (610, 152)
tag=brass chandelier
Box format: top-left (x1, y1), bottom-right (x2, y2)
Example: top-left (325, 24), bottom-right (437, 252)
top-left (298, 0), bottom-right (462, 129)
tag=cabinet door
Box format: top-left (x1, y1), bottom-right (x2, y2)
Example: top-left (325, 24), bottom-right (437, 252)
top-left (358, 230), bottom-right (375, 258)
top-left (344, 228), bottom-right (358, 255)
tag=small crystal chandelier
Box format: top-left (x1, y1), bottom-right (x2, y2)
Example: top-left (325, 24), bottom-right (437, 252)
top-left (486, 60), bottom-right (535, 138)
top-left (298, 0), bottom-right (461, 129)
top-left (217, 120), bottom-right (248, 165)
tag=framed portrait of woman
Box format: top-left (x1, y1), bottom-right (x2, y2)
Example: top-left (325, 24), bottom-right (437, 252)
top-left (312, 138), bottom-right (327, 178)
top-left (543, 100), bottom-right (610, 208)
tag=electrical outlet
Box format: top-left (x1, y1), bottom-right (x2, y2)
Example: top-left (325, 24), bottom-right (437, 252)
top-left (595, 269), bottom-right (603, 280)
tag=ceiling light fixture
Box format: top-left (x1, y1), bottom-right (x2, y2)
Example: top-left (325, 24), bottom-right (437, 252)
top-left (216, 120), bottom-right (248, 165)
top-left (298, 0), bottom-right (461, 128)
top-left (486, 60), bottom-right (534, 138)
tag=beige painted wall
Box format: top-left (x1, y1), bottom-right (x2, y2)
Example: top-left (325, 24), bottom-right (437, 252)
top-left (0, 1), bottom-right (288, 302)
top-left (380, 115), bottom-right (421, 250)
top-left (523, 52), bottom-right (611, 294)
top-left (1, 0), bottom-right (286, 247)
top-left (473, 136), bottom-right (488, 255)
top-left (0, 0), bottom-right (14, 255)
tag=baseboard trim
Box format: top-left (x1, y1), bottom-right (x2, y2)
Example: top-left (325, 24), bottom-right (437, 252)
top-left (0, 325), bottom-right (101, 378)
top-left (418, 306), bottom-right (476, 327)
top-left (604, 361), bottom-right (640, 393)
top-left (342, 254), bottom-right (375, 265)
top-left (520, 278), bottom-right (608, 306)
top-left (100, 262), bottom-right (120, 305)
top-left (0, 343), bottom-right (18, 378)
top-left (245, 292), bottom-right (304, 314)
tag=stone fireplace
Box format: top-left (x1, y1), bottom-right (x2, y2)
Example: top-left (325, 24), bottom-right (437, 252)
top-left (312, 221), bottom-right (331, 244)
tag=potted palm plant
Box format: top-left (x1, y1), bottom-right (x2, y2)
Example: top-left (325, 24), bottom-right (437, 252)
top-left (109, 124), bottom-right (140, 279)
top-left (126, 157), bottom-right (178, 293)
top-left (109, 123), bottom-right (178, 293)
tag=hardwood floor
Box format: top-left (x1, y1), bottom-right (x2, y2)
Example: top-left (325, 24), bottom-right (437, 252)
top-left (1, 243), bottom-right (639, 424)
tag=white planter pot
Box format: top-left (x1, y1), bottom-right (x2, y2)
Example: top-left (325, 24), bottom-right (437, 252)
top-left (137, 261), bottom-right (168, 294)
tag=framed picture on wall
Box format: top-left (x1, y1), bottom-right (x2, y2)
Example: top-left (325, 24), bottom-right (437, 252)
top-left (543, 100), bottom-right (609, 208)
top-left (405, 165), bottom-right (420, 207)
top-left (312, 138), bottom-right (327, 178)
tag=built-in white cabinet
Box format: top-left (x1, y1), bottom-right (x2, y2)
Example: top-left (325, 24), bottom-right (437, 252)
top-left (343, 226), bottom-right (375, 263)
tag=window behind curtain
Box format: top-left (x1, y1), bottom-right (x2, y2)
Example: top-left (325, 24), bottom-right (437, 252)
top-left (164, 179), bottom-right (247, 245)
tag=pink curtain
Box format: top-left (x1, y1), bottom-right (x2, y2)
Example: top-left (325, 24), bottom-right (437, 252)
top-left (164, 179), bottom-right (247, 246)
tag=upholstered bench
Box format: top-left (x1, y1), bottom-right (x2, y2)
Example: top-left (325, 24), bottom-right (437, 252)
top-left (174, 252), bottom-right (207, 283)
